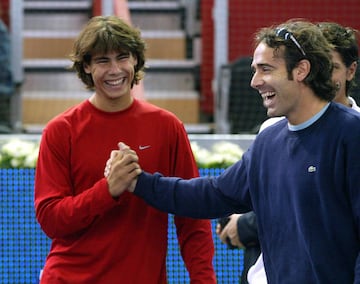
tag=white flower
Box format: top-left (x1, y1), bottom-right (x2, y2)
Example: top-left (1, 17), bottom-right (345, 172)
top-left (212, 141), bottom-right (244, 159)
top-left (23, 144), bottom-right (40, 168)
top-left (191, 141), bottom-right (244, 168)
top-left (10, 157), bottom-right (22, 168)
top-left (191, 142), bottom-right (212, 168)
top-left (2, 139), bottom-right (35, 157)
top-left (0, 139), bottom-right (39, 168)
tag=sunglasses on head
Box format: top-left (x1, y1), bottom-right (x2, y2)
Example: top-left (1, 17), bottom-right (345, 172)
top-left (275, 28), bottom-right (307, 57)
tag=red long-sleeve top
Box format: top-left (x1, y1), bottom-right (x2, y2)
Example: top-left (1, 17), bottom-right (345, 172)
top-left (35, 99), bottom-right (216, 283)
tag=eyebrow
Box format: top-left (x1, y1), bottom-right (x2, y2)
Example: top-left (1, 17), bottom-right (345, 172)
top-left (251, 63), bottom-right (276, 70)
top-left (93, 55), bottom-right (109, 60)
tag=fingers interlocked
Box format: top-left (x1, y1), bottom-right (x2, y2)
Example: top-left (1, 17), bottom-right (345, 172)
top-left (105, 142), bottom-right (142, 197)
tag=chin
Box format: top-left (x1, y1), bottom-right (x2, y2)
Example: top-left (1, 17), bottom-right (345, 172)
top-left (267, 110), bottom-right (276, 117)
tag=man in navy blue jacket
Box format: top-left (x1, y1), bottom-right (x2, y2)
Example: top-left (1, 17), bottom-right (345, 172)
top-left (108, 19), bottom-right (360, 284)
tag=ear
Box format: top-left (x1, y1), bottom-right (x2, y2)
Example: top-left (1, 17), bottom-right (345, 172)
top-left (346, 61), bottom-right (357, 81)
top-left (83, 62), bottom-right (91, 74)
top-left (294, 59), bottom-right (310, 82)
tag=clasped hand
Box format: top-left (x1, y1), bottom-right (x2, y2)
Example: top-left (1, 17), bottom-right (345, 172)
top-left (104, 142), bottom-right (142, 198)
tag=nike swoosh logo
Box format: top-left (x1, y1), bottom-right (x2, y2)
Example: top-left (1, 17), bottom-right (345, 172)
top-left (139, 145), bottom-right (151, 150)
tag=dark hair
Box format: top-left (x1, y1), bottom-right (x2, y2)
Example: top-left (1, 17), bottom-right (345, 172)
top-left (254, 19), bottom-right (335, 101)
top-left (318, 22), bottom-right (359, 95)
top-left (69, 16), bottom-right (146, 90)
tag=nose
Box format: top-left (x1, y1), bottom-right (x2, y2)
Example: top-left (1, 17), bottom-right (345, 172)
top-left (109, 60), bottom-right (121, 74)
top-left (250, 71), bottom-right (263, 90)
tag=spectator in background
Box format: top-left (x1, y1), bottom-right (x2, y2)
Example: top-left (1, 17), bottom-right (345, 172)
top-left (34, 15), bottom-right (216, 283)
top-left (0, 7), bottom-right (14, 132)
top-left (318, 21), bottom-right (359, 110)
top-left (110, 19), bottom-right (360, 283)
top-left (218, 21), bottom-right (360, 284)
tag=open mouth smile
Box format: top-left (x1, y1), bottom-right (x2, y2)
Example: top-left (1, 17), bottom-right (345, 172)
top-left (105, 78), bottom-right (126, 86)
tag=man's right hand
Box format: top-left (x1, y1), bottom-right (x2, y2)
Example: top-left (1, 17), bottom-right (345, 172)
top-left (105, 142), bottom-right (142, 197)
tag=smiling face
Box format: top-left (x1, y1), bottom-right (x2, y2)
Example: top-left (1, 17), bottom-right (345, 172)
top-left (250, 42), bottom-right (305, 121)
top-left (84, 50), bottom-right (138, 111)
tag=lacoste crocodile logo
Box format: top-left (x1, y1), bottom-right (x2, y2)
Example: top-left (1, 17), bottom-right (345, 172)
top-left (307, 166), bottom-right (316, 173)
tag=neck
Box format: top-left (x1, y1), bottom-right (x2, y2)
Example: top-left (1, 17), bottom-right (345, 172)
top-left (287, 94), bottom-right (329, 125)
top-left (89, 93), bottom-right (134, 112)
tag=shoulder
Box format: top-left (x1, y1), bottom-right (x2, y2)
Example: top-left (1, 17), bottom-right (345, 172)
top-left (349, 97), bottom-right (360, 113)
top-left (328, 102), bottom-right (360, 123)
top-left (136, 99), bottom-right (176, 116)
top-left (324, 102), bottom-right (360, 144)
top-left (250, 117), bottom-right (288, 152)
top-left (44, 101), bottom-right (88, 132)
top-left (136, 99), bottom-right (184, 125)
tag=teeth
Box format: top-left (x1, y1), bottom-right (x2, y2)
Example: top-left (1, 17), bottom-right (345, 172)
top-left (263, 92), bottom-right (275, 98)
top-left (107, 78), bottom-right (125, 86)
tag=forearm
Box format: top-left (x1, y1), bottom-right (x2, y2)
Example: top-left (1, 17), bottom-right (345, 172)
top-left (134, 171), bottom-right (237, 219)
top-left (35, 178), bottom-right (118, 238)
top-left (175, 217), bottom-right (216, 283)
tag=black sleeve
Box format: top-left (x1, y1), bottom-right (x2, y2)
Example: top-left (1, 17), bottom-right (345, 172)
top-left (237, 211), bottom-right (259, 247)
